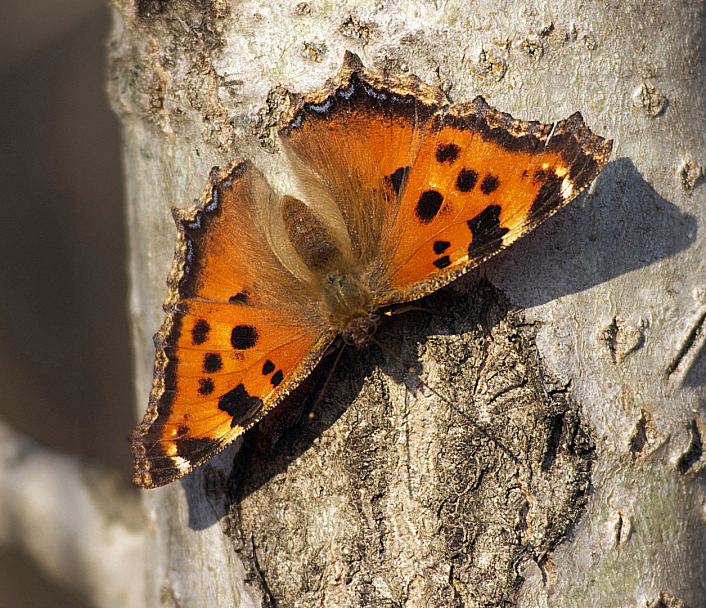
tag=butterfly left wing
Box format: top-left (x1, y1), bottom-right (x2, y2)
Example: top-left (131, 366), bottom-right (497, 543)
top-left (375, 97), bottom-right (613, 305)
top-left (132, 161), bottom-right (334, 488)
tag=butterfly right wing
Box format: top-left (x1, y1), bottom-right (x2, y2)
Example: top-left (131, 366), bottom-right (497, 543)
top-left (132, 161), bottom-right (335, 489)
top-left (375, 99), bottom-right (613, 305)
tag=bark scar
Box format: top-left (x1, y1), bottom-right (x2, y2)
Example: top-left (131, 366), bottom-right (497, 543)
top-left (666, 308), bottom-right (706, 390)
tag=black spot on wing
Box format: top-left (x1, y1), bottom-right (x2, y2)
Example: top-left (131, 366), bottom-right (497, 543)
top-left (467, 205), bottom-right (509, 258)
top-left (198, 378), bottom-right (214, 396)
top-left (436, 143), bottom-right (460, 164)
top-left (456, 169), bottom-right (478, 193)
top-left (231, 325), bottom-right (259, 350)
top-left (261, 359), bottom-right (283, 387)
top-left (433, 240), bottom-right (450, 254)
top-left (218, 383), bottom-right (264, 427)
top-left (270, 370), bottom-right (283, 387)
top-left (203, 353), bottom-right (222, 373)
top-left (229, 290), bottom-right (250, 304)
top-left (386, 166), bottom-right (411, 195)
top-left (480, 174), bottom-right (500, 195)
top-left (433, 256), bottom-right (451, 269)
top-left (262, 360), bottom-right (275, 375)
top-left (416, 190), bottom-right (444, 223)
top-left (191, 319), bottom-right (210, 345)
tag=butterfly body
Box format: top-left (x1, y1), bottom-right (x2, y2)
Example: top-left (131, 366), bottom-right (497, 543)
top-left (279, 194), bottom-right (379, 345)
top-left (320, 269), bottom-right (378, 347)
top-left (131, 51), bottom-right (612, 489)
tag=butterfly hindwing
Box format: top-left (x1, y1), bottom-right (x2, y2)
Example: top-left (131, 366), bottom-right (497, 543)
top-left (131, 161), bottom-right (334, 488)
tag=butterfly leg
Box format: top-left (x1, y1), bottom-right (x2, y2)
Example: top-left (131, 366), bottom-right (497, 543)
top-left (305, 344), bottom-right (347, 422)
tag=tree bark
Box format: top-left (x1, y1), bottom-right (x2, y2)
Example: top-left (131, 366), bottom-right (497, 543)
top-left (107, 1), bottom-right (706, 606)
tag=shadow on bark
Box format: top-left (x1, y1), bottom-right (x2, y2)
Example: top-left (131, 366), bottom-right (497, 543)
top-left (176, 157), bottom-right (697, 606)
top-left (495, 157), bottom-right (697, 307)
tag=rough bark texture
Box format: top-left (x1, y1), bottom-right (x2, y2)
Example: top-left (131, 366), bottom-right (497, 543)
top-left (107, 1), bottom-right (706, 606)
top-left (226, 283), bottom-right (594, 607)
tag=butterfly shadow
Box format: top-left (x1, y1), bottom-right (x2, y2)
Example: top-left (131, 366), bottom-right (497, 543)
top-left (487, 156), bottom-right (704, 388)
top-left (486, 156), bottom-right (697, 306)
top-left (182, 282), bottom-right (509, 531)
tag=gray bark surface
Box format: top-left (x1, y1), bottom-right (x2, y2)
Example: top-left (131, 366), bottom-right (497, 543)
top-left (107, 1), bottom-right (706, 606)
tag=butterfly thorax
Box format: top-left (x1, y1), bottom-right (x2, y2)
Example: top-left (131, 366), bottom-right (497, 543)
top-left (321, 269), bottom-right (379, 347)
top-left (281, 195), bottom-right (379, 347)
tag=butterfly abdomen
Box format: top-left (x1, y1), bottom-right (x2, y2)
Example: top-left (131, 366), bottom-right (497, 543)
top-left (281, 195), bottom-right (345, 271)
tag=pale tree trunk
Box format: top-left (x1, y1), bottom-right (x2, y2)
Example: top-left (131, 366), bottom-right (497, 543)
top-left (107, 1), bottom-right (706, 607)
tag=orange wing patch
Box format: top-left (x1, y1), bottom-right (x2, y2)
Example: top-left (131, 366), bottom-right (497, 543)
top-left (378, 98), bottom-right (612, 303)
top-left (136, 303), bottom-right (333, 488)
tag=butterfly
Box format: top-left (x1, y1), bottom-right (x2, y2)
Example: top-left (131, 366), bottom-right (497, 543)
top-left (131, 51), bottom-right (612, 488)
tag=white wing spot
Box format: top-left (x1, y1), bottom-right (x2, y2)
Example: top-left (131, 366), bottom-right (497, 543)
top-left (561, 176), bottom-right (575, 199)
top-left (173, 456), bottom-right (192, 473)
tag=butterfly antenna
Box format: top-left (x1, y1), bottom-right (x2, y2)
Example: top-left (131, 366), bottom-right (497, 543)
top-left (383, 303), bottom-right (439, 317)
top-left (369, 336), bottom-right (518, 464)
top-left (307, 344), bottom-right (347, 420)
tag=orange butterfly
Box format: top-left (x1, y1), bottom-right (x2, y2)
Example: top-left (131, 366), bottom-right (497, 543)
top-left (131, 52), bottom-right (612, 488)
